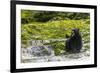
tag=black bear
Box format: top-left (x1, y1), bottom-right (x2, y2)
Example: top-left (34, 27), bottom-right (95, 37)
top-left (65, 28), bottom-right (82, 53)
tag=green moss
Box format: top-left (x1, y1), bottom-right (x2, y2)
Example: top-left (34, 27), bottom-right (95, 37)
top-left (21, 19), bottom-right (90, 54)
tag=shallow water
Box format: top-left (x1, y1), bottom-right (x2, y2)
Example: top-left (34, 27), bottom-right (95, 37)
top-left (21, 47), bottom-right (90, 63)
top-left (21, 38), bottom-right (90, 63)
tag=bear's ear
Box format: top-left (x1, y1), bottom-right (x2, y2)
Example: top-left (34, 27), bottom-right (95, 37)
top-left (78, 28), bottom-right (79, 31)
top-left (72, 28), bottom-right (75, 31)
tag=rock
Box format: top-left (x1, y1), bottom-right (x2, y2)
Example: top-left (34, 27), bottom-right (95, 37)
top-left (27, 45), bottom-right (55, 56)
